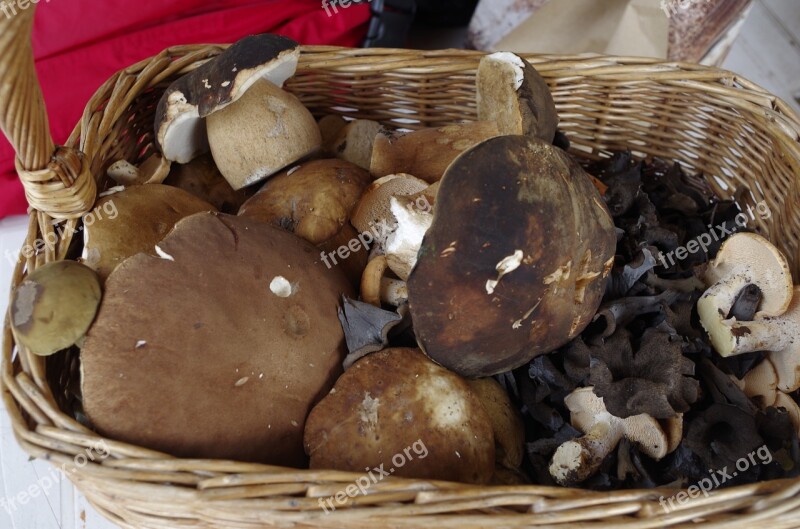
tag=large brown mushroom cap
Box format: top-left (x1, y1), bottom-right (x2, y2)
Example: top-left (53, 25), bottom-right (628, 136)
top-left (408, 135), bottom-right (616, 377)
top-left (81, 184), bottom-right (216, 281)
top-left (304, 348), bottom-right (495, 484)
top-left (207, 80), bottom-right (321, 190)
top-left (11, 261), bottom-right (101, 357)
top-left (81, 212), bottom-right (353, 465)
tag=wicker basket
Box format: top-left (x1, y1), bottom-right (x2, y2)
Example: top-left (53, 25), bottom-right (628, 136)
top-left (3, 7), bottom-right (800, 529)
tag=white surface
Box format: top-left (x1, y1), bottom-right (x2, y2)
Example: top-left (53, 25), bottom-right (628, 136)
top-left (0, 216), bottom-right (117, 529)
top-left (0, 2), bottom-right (798, 527)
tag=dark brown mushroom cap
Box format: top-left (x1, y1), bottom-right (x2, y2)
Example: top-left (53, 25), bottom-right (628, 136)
top-left (81, 212), bottom-right (353, 465)
top-left (81, 184), bottom-right (216, 281)
top-left (304, 348), bottom-right (495, 484)
top-left (154, 34), bottom-right (299, 162)
top-left (407, 135), bottom-right (616, 377)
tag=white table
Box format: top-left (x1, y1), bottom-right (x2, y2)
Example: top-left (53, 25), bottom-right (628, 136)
top-left (0, 216), bottom-right (118, 529)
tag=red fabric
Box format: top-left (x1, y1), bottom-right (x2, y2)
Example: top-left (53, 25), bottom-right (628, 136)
top-left (0, 0), bottom-right (370, 218)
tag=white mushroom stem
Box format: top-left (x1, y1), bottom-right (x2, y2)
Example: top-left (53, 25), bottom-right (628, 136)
top-left (698, 233), bottom-right (794, 357)
top-left (384, 196), bottom-right (433, 281)
top-left (380, 277), bottom-right (407, 307)
top-left (550, 422), bottom-right (623, 486)
top-left (549, 388), bottom-right (671, 486)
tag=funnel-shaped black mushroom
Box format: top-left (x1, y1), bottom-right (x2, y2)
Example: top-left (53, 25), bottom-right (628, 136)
top-left (407, 136), bottom-right (616, 376)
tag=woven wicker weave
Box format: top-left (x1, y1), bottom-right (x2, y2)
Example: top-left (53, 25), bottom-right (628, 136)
top-left (2, 7), bottom-right (800, 529)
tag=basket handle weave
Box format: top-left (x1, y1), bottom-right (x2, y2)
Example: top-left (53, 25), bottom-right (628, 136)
top-left (0, 5), bottom-right (96, 219)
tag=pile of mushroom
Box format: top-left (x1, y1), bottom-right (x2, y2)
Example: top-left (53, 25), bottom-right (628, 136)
top-left (12, 32), bottom-right (798, 490)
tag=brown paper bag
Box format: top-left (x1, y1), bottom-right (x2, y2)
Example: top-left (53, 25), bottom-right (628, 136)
top-left (495, 0), bottom-right (668, 58)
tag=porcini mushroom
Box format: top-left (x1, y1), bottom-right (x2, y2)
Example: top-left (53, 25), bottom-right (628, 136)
top-left (698, 233), bottom-right (793, 357)
top-left (238, 159), bottom-right (372, 285)
top-left (81, 184), bottom-right (216, 280)
top-left (350, 174), bottom-right (429, 249)
top-left (407, 135), bottom-right (616, 377)
top-left (548, 387), bottom-right (678, 486)
top-left (81, 213), bottom-right (353, 465)
top-left (239, 159), bottom-right (371, 245)
top-left (207, 79), bottom-right (321, 190)
top-left (155, 34), bottom-right (300, 164)
top-left (384, 195), bottom-right (434, 281)
top-left (10, 261), bottom-right (101, 356)
top-left (327, 119), bottom-right (384, 170)
top-left (467, 378), bottom-right (525, 471)
top-left (304, 348), bottom-right (495, 484)
top-left (163, 153), bottom-right (252, 213)
top-left (370, 121), bottom-right (501, 183)
top-left (107, 153), bottom-right (171, 186)
top-left (477, 52), bottom-right (558, 142)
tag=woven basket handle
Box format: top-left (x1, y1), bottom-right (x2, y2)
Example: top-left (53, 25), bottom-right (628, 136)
top-left (0, 5), bottom-right (95, 220)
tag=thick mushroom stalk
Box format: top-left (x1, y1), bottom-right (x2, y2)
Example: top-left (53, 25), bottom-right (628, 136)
top-left (385, 196), bottom-right (434, 281)
top-left (697, 233), bottom-right (793, 357)
top-left (549, 388), bottom-right (677, 486)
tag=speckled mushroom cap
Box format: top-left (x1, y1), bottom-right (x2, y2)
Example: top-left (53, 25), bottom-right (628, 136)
top-left (408, 135), bottom-right (616, 377)
top-left (81, 184), bottom-right (216, 281)
top-left (81, 212), bottom-right (353, 465)
top-left (304, 348), bottom-right (496, 484)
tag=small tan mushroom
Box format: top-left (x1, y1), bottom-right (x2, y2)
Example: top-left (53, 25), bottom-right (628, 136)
top-left (10, 261), bottom-right (101, 357)
top-left (81, 184), bottom-right (216, 280)
top-left (350, 174), bottom-right (429, 248)
top-left (107, 154), bottom-right (171, 186)
top-left (207, 80), bottom-right (321, 190)
top-left (733, 360), bottom-right (800, 434)
top-left (370, 121), bottom-right (501, 183)
top-left (327, 119), bottom-right (384, 170)
top-left (549, 388), bottom-right (678, 486)
top-left (477, 52), bottom-right (558, 142)
top-left (304, 348), bottom-right (496, 484)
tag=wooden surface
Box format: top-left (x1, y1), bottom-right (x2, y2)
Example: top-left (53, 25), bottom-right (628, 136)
top-left (0, 1), bottom-right (798, 527)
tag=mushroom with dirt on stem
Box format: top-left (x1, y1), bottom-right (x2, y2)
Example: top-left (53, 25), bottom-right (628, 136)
top-left (548, 387), bottom-right (681, 486)
top-left (697, 233), bottom-right (793, 358)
